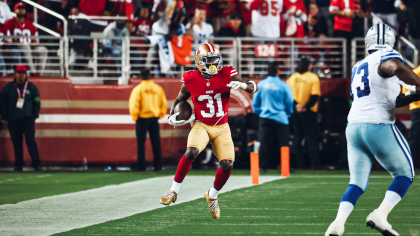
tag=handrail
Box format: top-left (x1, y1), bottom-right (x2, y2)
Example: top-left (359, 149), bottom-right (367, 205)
top-left (21, 0), bottom-right (68, 37)
top-left (69, 15), bottom-right (128, 21)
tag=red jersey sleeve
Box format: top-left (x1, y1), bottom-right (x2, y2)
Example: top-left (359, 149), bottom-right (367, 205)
top-left (181, 70), bottom-right (195, 83)
top-left (249, 0), bottom-right (262, 11)
top-left (329, 0), bottom-right (340, 12)
top-left (229, 66), bottom-right (238, 78)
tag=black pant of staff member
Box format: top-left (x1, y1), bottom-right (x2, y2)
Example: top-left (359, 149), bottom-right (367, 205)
top-left (1, 65), bottom-right (41, 171)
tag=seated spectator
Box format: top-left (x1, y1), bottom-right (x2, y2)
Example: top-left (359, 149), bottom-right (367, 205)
top-left (5, 2), bottom-right (48, 76)
top-left (305, 2), bottom-right (328, 38)
top-left (103, 13), bottom-right (129, 74)
top-left (283, 0), bottom-right (307, 38)
top-left (208, 0), bottom-right (236, 35)
top-left (0, 20), bottom-right (10, 76)
top-left (0, 0), bottom-right (13, 24)
top-left (186, 8), bottom-right (214, 50)
top-left (132, 5), bottom-right (152, 36)
top-left (218, 12), bottom-right (246, 37)
top-left (69, 0), bottom-right (115, 64)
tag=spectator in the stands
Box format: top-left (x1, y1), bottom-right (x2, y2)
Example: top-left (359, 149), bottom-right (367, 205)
top-left (0, 0), bottom-right (13, 25)
top-left (305, 2), bottom-right (328, 38)
top-left (283, 0), bottom-right (307, 38)
top-left (129, 68), bottom-right (167, 171)
top-left (400, 0), bottom-right (420, 61)
top-left (218, 12), bottom-right (246, 37)
top-left (371, 0), bottom-right (400, 36)
top-left (236, 0), bottom-right (252, 36)
top-left (1, 65), bottom-right (41, 171)
top-left (330, 0), bottom-right (370, 76)
top-left (287, 57), bottom-right (321, 170)
top-left (103, 13), bottom-right (129, 74)
top-left (253, 62), bottom-right (294, 172)
top-left (0, 19), bottom-right (10, 76)
top-left (186, 8), bottom-right (214, 50)
top-left (5, 2), bottom-right (48, 76)
top-left (184, 0), bottom-right (213, 17)
top-left (43, 0), bottom-right (69, 33)
top-left (208, 0), bottom-right (236, 35)
top-left (312, 0), bottom-right (333, 36)
top-left (69, 0), bottom-right (115, 64)
top-left (249, 0), bottom-right (283, 38)
top-left (131, 5), bottom-right (152, 36)
top-left (330, 0), bottom-right (371, 39)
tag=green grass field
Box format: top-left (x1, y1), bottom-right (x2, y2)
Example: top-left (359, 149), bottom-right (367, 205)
top-left (1, 171), bottom-right (419, 236)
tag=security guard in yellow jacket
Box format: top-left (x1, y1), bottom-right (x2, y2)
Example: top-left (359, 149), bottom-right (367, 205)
top-left (402, 66), bottom-right (420, 169)
top-left (129, 69), bottom-right (167, 171)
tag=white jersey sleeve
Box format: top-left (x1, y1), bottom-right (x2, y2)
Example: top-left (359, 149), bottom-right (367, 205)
top-left (347, 49), bottom-right (403, 124)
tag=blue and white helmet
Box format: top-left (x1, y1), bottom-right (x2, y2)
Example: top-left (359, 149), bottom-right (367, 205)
top-left (365, 23), bottom-right (396, 53)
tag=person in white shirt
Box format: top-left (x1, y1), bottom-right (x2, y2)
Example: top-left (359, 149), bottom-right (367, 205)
top-left (103, 14), bottom-right (130, 74)
top-left (186, 9), bottom-right (214, 50)
top-left (0, 0), bottom-right (13, 24)
top-left (249, 0), bottom-right (283, 38)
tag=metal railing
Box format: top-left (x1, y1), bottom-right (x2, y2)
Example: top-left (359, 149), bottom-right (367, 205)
top-left (237, 37), bottom-right (347, 78)
top-left (66, 36), bottom-right (130, 84)
top-left (0, 36), bottom-right (64, 76)
top-left (351, 37), bottom-right (419, 68)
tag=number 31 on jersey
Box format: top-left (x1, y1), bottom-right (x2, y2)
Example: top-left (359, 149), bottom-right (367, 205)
top-left (198, 93), bottom-right (224, 118)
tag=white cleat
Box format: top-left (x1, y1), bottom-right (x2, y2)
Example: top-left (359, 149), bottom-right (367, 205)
top-left (325, 221), bottom-right (344, 236)
top-left (366, 209), bottom-right (399, 236)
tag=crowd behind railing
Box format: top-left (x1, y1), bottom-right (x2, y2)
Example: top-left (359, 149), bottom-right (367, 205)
top-left (0, 0), bottom-right (419, 81)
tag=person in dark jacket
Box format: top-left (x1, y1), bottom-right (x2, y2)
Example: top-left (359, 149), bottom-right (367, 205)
top-left (1, 65), bottom-right (41, 171)
top-left (217, 12), bottom-right (246, 37)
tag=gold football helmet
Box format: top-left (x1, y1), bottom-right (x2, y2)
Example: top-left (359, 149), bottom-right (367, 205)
top-left (195, 43), bottom-right (223, 76)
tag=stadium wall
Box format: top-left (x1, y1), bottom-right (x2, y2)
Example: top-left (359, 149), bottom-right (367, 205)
top-left (0, 77), bottom-right (355, 166)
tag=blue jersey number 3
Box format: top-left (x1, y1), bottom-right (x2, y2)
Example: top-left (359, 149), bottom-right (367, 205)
top-left (351, 62), bottom-right (370, 99)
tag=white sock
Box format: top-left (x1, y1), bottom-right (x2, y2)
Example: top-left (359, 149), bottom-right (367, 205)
top-left (334, 202), bottom-right (354, 224)
top-left (170, 180), bottom-right (182, 193)
top-left (208, 186), bottom-right (219, 199)
top-left (378, 191), bottom-right (401, 217)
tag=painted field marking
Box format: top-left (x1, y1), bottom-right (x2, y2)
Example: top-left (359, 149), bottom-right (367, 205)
top-left (0, 175), bottom-right (283, 236)
top-left (0, 174), bottom-right (51, 184)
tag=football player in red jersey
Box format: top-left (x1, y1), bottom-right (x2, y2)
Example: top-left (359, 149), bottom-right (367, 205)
top-left (160, 43), bottom-right (258, 219)
top-left (5, 2), bottom-right (48, 76)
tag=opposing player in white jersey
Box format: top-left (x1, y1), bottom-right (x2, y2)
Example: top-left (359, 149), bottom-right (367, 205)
top-left (326, 24), bottom-right (420, 236)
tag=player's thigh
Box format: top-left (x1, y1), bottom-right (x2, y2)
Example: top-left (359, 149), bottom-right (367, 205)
top-left (369, 124), bottom-right (414, 180)
top-left (346, 124), bottom-right (374, 191)
top-left (187, 122), bottom-right (210, 154)
top-left (211, 126), bottom-right (235, 162)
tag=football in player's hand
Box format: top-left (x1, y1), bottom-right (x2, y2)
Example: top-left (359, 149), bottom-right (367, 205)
top-left (174, 101), bottom-right (192, 121)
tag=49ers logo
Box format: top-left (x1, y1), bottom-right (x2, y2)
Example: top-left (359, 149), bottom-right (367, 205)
top-left (195, 49), bottom-right (200, 56)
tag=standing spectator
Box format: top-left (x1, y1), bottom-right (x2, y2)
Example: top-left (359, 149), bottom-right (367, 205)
top-left (401, 0), bottom-right (420, 61)
top-left (5, 2), bottom-right (48, 76)
top-left (236, 0), bottom-right (252, 36)
top-left (330, 0), bottom-right (370, 76)
top-left (131, 5), bottom-right (152, 36)
top-left (129, 69), bottom-right (167, 171)
top-left (253, 62), bottom-right (294, 172)
top-left (306, 2), bottom-right (328, 38)
top-left (371, 0), bottom-right (400, 36)
top-left (208, 0), bottom-right (236, 34)
top-left (218, 12), bottom-right (246, 37)
top-left (402, 65), bottom-right (420, 169)
top-left (314, 0), bottom-right (333, 36)
top-left (0, 65), bottom-right (41, 171)
top-left (103, 13), bottom-right (130, 74)
top-left (0, 0), bottom-right (13, 24)
top-left (287, 57), bottom-right (321, 170)
top-left (283, 0), bottom-right (307, 38)
top-left (43, 0), bottom-right (69, 32)
top-left (69, 0), bottom-right (114, 64)
top-left (186, 8), bottom-right (214, 50)
top-left (0, 19), bottom-right (10, 76)
top-left (249, 0), bottom-right (283, 38)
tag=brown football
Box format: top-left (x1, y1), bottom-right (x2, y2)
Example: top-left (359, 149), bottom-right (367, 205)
top-left (174, 101), bottom-right (193, 121)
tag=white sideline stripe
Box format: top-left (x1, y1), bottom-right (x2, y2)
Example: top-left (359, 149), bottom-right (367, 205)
top-left (0, 175), bottom-right (283, 236)
top-left (36, 114), bottom-right (169, 124)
